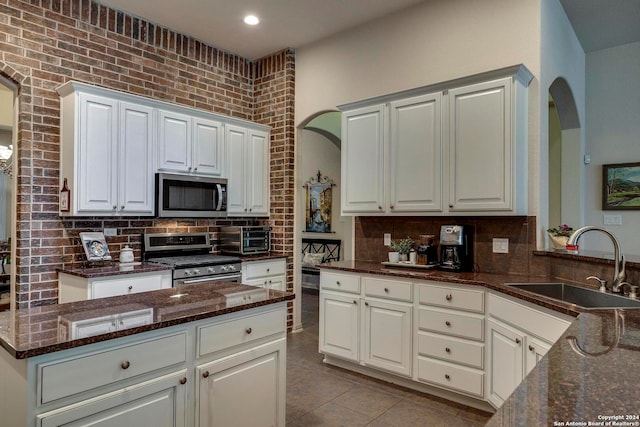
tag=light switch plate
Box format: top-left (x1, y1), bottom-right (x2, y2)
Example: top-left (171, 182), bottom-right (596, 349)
top-left (103, 228), bottom-right (117, 237)
top-left (492, 238), bottom-right (509, 254)
top-left (384, 233), bottom-right (391, 246)
top-left (604, 214), bottom-right (622, 225)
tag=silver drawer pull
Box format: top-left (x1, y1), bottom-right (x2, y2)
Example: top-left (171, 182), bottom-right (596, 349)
top-left (445, 374), bottom-right (451, 380)
top-left (445, 347), bottom-right (451, 353)
top-left (128, 285), bottom-right (133, 290)
top-left (202, 371), bottom-right (210, 378)
top-left (121, 361), bottom-right (130, 370)
top-left (246, 327), bottom-right (252, 334)
top-left (445, 294), bottom-right (452, 301)
top-left (445, 321), bottom-right (451, 327)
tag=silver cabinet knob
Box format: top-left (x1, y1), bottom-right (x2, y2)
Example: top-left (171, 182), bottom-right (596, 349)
top-left (121, 360), bottom-right (130, 370)
top-left (384, 287), bottom-right (389, 293)
top-left (202, 371), bottom-right (210, 378)
top-left (120, 205), bottom-right (124, 210)
top-left (179, 377), bottom-right (187, 385)
top-left (445, 374), bottom-right (450, 380)
top-left (529, 345), bottom-right (535, 351)
top-left (445, 294), bottom-right (452, 301)
top-left (245, 327), bottom-right (252, 334)
top-left (353, 300), bottom-right (357, 305)
top-left (515, 338), bottom-right (522, 344)
top-left (445, 347), bottom-right (451, 353)
top-left (445, 321), bottom-right (451, 327)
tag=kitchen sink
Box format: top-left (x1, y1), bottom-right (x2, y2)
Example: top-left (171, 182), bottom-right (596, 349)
top-left (507, 283), bottom-right (640, 309)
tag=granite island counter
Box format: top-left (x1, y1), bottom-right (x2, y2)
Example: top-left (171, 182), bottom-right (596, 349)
top-left (319, 261), bottom-right (640, 425)
top-left (0, 282), bottom-right (295, 427)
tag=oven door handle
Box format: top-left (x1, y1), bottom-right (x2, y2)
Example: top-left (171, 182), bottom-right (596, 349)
top-left (180, 274), bottom-right (241, 285)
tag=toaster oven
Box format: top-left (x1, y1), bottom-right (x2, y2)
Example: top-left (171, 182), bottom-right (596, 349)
top-left (220, 226), bottom-right (271, 255)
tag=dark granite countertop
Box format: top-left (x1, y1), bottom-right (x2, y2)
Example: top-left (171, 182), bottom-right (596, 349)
top-left (320, 260), bottom-right (640, 424)
top-left (237, 252), bottom-right (289, 262)
top-left (57, 262), bottom-right (173, 278)
top-left (0, 282), bottom-right (294, 359)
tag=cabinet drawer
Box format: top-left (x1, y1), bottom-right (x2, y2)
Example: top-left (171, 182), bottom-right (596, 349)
top-left (364, 277), bottom-right (412, 302)
top-left (489, 292), bottom-right (573, 343)
top-left (417, 357), bottom-right (484, 397)
top-left (417, 283), bottom-right (484, 313)
top-left (417, 331), bottom-right (484, 369)
top-left (198, 307), bottom-right (285, 358)
top-left (91, 273), bottom-right (169, 299)
top-left (418, 307), bottom-right (484, 341)
top-left (320, 271), bottom-right (360, 294)
top-left (244, 259), bottom-right (286, 280)
top-left (39, 332), bottom-right (187, 404)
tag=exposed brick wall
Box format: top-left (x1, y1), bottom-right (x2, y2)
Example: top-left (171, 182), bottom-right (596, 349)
top-left (0, 0), bottom-right (295, 311)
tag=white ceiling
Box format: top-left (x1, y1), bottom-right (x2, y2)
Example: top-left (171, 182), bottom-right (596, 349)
top-left (98, 0), bottom-right (427, 60)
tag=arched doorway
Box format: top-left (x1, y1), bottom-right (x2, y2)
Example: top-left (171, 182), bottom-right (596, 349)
top-left (548, 77), bottom-right (582, 245)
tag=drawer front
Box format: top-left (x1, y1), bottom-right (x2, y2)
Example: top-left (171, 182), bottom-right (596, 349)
top-left (417, 331), bottom-right (484, 369)
top-left (91, 274), bottom-right (167, 299)
top-left (417, 283), bottom-right (484, 313)
top-left (40, 332), bottom-right (187, 404)
top-left (489, 292), bottom-right (573, 343)
top-left (198, 307), bottom-right (286, 358)
top-left (244, 259), bottom-right (286, 280)
top-left (417, 357), bottom-right (484, 397)
top-left (363, 277), bottom-right (412, 302)
top-left (320, 271), bottom-right (360, 294)
top-left (418, 307), bottom-right (484, 341)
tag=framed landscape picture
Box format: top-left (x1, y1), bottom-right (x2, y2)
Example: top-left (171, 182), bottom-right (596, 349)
top-left (602, 162), bottom-right (640, 210)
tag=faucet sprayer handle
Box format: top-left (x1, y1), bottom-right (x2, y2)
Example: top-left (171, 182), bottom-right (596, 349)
top-left (618, 282), bottom-right (638, 299)
top-left (587, 276), bottom-right (608, 293)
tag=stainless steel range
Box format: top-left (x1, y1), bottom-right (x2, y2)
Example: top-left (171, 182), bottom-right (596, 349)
top-left (143, 232), bottom-right (242, 286)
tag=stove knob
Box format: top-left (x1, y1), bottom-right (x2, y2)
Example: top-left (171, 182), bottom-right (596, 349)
top-left (207, 267), bottom-right (215, 273)
top-left (184, 270), bottom-right (192, 276)
top-left (193, 269), bottom-right (200, 275)
top-left (228, 265), bottom-right (236, 271)
top-left (221, 265), bottom-right (228, 272)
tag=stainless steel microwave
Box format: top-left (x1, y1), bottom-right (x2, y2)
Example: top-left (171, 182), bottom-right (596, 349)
top-left (155, 173), bottom-right (227, 218)
top-left (220, 226), bottom-right (271, 254)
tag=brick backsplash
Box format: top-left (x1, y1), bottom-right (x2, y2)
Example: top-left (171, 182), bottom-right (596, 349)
top-left (1, 0), bottom-right (295, 311)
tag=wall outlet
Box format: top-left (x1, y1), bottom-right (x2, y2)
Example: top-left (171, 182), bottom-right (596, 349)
top-left (103, 228), bottom-right (117, 237)
top-left (384, 233), bottom-right (391, 246)
top-left (492, 238), bottom-right (509, 254)
top-left (603, 214), bottom-right (622, 225)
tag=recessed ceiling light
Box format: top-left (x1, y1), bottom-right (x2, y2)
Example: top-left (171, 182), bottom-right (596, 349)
top-left (244, 15), bottom-right (260, 26)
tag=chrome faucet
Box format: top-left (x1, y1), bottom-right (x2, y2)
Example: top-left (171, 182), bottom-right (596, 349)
top-left (567, 226), bottom-right (627, 293)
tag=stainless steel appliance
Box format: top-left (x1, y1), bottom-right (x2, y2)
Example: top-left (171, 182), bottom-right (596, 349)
top-left (220, 226), bottom-right (271, 255)
top-left (155, 173), bottom-right (227, 218)
top-left (438, 225), bottom-right (473, 272)
top-left (143, 232), bottom-right (241, 286)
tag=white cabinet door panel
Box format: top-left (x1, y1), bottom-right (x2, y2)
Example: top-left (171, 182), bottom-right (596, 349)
top-left (192, 117), bottom-right (224, 176)
top-left (319, 292), bottom-right (359, 361)
top-left (341, 105), bottom-right (385, 213)
top-left (158, 110), bottom-right (191, 172)
top-left (389, 93), bottom-right (443, 212)
top-left (225, 125), bottom-right (246, 214)
top-left (487, 318), bottom-right (524, 407)
top-left (247, 130), bottom-right (269, 215)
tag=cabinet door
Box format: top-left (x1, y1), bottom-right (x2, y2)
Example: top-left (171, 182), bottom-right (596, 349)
top-left (193, 117), bottom-right (224, 176)
top-left (119, 101), bottom-right (155, 214)
top-left (362, 298), bottom-right (412, 377)
top-left (389, 93), bottom-right (443, 212)
top-left (319, 291), bottom-right (359, 362)
top-left (77, 93), bottom-right (118, 212)
top-left (487, 318), bottom-right (524, 408)
top-left (38, 370), bottom-right (188, 427)
top-left (245, 276), bottom-right (285, 291)
top-left (524, 336), bottom-right (551, 376)
top-left (196, 339), bottom-right (286, 427)
top-left (91, 272), bottom-right (170, 299)
top-left (225, 124), bottom-right (247, 214)
top-left (448, 78), bottom-right (512, 212)
top-left (158, 110), bottom-right (191, 173)
top-left (341, 105), bottom-right (385, 214)
top-left (246, 129), bottom-right (270, 216)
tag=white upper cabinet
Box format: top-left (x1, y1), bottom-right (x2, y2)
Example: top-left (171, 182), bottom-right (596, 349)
top-left (341, 104), bottom-right (386, 214)
top-left (157, 110), bottom-right (224, 177)
top-left (389, 93), bottom-right (443, 212)
top-left (448, 76), bottom-right (526, 213)
top-left (339, 65), bottom-right (532, 216)
top-left (226, 124), bottom-right (270, 217)
top-left (58, 84), bottom-right (155, 216)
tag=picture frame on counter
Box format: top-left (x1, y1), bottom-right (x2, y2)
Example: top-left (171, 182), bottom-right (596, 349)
top-left (602, 162), bottom-right (640, 210)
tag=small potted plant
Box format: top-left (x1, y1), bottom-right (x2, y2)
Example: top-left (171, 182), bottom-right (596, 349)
top-left (390, 237), bottom-right (414, 262)
top-left (547, 224), bottom-right (574, 250)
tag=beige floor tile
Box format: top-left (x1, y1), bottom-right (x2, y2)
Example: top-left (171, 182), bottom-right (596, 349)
top-left (332, 384), bottom-right (402, 418)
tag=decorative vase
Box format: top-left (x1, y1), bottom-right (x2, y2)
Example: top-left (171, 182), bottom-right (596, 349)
top-left (548, 234), bottom-right (569, 250)
top-left (388, 252), bottom-right (400, 263)
top-left (399, 253), bottom-right (409, 262)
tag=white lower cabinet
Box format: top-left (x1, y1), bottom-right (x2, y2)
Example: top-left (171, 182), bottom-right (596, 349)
top-left (242, 258), bottom-right (286, 291)
top-left (0, 302), bottom-right (287, 427)
top-left (319, 272), bottom-right (412, 377)
top-left (58, 270), bottom-right (173, 303)
top-left (486, 292), bottom-right (573, 408)
top-left (196, 338), bottom-right (286, 427)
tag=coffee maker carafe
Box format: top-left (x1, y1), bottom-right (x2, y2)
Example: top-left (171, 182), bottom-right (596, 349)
top-left (438, 225), bottom-right (472, 272)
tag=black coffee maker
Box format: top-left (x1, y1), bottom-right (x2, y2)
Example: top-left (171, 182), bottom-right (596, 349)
top-left (438, 225), bottom-right (473, 272)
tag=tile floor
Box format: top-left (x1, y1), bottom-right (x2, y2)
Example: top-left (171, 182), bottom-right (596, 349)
top-left (286, 289), bottom-right (493, 426)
